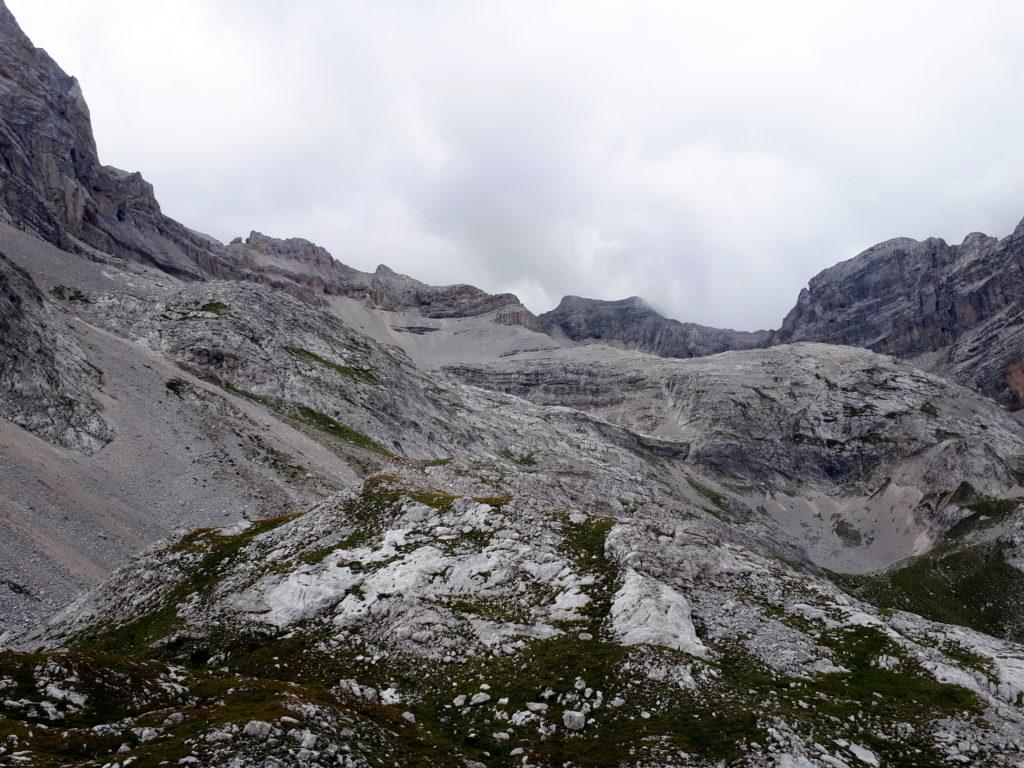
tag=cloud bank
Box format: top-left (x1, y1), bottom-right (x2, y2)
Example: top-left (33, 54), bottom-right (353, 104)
top-left (10, 0), bottom-right (1024, 328)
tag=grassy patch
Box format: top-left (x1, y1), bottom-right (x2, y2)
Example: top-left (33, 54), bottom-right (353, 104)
top-left (165, 377), bottom-right (189, 397)
top-left (686, 478), bottom-right (733, 519)
top-left (833, 541), bottom-right (1024, 642)
top-left (832, 517), bottom-right (863, 546)
top-left (558, 515), bottom-right (617, 628)
top-left (196, 300), bottom-right (230, 316)
top-left (286, 346), bottom-right (379, 384)
top-left (946, 496), bottom-right (1022, 539)
top-left (328, 476), bottom-right (456, 552)
top-left (210, 377), bottom-right (395, 459)
top-left (939, 639), bottom-right (997, 681)
top-left (409, 488), bottom-right (458, 512)
top-left (442, 595), bottom-right (531, 624)
top-left (419, 457), bottom-right (452, 468)
top-left (290, 403), bottom-right (392, 456)
top-left (49, 285), bottom-right (90, 303)
top-left (333, 478), bottom-right (408, 549)
top-left (498, 448), bottom-right (538, 467)
top-left (71, 515), bottom-right (298, 655)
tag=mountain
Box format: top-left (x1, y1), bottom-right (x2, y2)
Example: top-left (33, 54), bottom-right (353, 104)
top-left (775, 226), bottom-right (1024, 409)
top-left (0, 250), bottom-right (111, 453)
top-left (538, 295), bottom-right (770, 358)
top-left (542, 225), bottom-right (1024, 412)
top-left (0, 2), bottom-right (225, 277)
top-left (0, 3), bottom-right (538, 327)
top-left (2, 3), bottom-right (1024, 767)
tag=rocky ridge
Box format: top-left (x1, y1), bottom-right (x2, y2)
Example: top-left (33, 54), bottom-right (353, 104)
top-left (0, 249), bottom-right (110, 452)
top-left (539, 223), bottom-right (1024, 412)
top-left (0, 2), bottom-right (538, 331)
top-left (774, 224), bottom-right (1024, 409)
top-left (232, 231), bottom-right (538, 325)
top-left (538, 296), bottom-right (770, 358)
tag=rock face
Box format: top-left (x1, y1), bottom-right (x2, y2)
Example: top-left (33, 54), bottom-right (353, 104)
top-left (233, 231), bottom-right (539, 324)
top-left (538, 295), bottom-right (769, 357)
top-left (448, 343), bottom-right (1024, 494)
top-left (0, 250), bottom-right (110, 453)
top-left (0, 1), bottom-right (537, 329)
top-left (774, 225), bottom-right (1024, 408)
top-left (0, 3), bottom-right (224, 277)
top-left (0, 3), bottom-right (95, 249)
top-left (118, 279), bottom-right (479, 460)
top-left (539, 226), bottom-right (1024, 411)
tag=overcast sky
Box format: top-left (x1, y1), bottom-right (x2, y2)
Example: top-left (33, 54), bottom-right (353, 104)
top-left (9, 1), bottom-right (1024, 329)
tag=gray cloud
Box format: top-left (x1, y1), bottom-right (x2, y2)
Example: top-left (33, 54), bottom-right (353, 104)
top-left (10, 0), bottom-right (1024, 329)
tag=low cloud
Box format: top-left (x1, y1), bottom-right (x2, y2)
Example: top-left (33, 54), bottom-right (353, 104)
top-left (11, 0), bottom-right (1024, 328)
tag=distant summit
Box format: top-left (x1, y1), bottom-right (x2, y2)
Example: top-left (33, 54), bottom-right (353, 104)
top-left (538, 294), bottom-right (770, 358)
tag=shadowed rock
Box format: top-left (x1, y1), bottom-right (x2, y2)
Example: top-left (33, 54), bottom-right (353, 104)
top-left (0, 251), bottom-right (111, 452)
top-left (538, 295), bottom-right (769, 358)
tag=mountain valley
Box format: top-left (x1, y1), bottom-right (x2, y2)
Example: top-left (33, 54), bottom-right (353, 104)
top-left (1, 3), bottom-right (1024, 767)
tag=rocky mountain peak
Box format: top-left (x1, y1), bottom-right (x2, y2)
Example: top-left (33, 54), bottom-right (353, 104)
top-left (0, 15), bottom-right (536, 330)
top-left (775, 222), bottom-right (1024, 407)
top-left (539, 293), bottom-right (770, 358)
top-left (242, 230), bottom-right (336, 270)
top-left (548, 217), bottom-right (1024, 411)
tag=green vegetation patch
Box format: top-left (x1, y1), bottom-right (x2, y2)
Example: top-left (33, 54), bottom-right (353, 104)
top-left (833, 541), bottom-right (1024, 642)
top-left (49, 285), bottom-right (91, 303)
top-left (946, 496), bottom-right (1022, 540)
top-left (558, 515), bottom-right (617, 628)
top-left (442, 595), bottom-right (532, 624)
top-left (286, 346), bottom-right (379, 384)
top-left (71, 514), bottom-right (298, 655)
top-left (690, 626), bottom-right (982, 767)
top-left (939, 638), bottom-right (997, 681)
top-left (686, 477), bottom-right (737, 521)
top-left (164, 377), bottom-right (189, 397)
top-left (832, 517), bottom-right (863, 547)
top-left (0, 650), bottom-right (187, 729)
top-left (0, 641), bottom-right (460, 768)
top-left (327, 476), bottom-right (456, 552)
top-left (498, 448), bottom-right (538, 467)
top-left (210, 377), bottom-right (394, 458)
top-left (290, 403), bottom-right (392, 456)
top-left (419, 457), bottom-right (452, 468)
top-left (196, 300), bottom-right (230, 316)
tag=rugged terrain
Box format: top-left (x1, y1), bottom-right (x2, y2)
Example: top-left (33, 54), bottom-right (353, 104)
top-left (773, 226), bottom-right (1024, 409)
top-left (538, 296), bottom-right (769, 359)
top-left (2, 2), bottom-right (1024, 767)
top-left (538, 229), bottom-right (1024, 413)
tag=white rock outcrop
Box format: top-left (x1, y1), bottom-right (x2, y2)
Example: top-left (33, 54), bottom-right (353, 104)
top-left (609, 568), bottom-right (707, 658)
